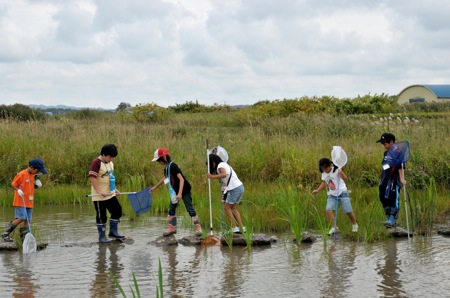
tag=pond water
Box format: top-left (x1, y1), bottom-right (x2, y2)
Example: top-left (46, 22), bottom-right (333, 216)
top-left (0, 205), bottom-right (449, 297)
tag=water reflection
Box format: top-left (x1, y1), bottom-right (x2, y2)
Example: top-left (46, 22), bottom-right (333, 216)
top-left (90, 244), bottom-right (124, 298)
top-left (376, 240), bottom-right (406, 297)
top-left (162, 245), bottom-right (202, 297)
top-left (321, 243), bottom-right (357, 298)
top-left (219, 248), bottom-right (251, 298)
top-left (1, 253), bottom-right (38, 297)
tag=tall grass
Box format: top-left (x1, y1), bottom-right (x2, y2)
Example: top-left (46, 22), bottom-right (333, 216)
top-left (1, 110), bottom-right (449, 242)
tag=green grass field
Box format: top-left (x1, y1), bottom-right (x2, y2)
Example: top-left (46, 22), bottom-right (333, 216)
top-left (1, 100), bottom-right (449, 242)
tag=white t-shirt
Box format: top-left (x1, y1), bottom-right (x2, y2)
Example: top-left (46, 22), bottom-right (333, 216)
top-left (321, 168), bottom-right (347, 196)
top-left (217, 162), bottom-right (243, 191)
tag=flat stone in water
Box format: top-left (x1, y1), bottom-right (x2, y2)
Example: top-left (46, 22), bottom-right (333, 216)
top-left (151, 235), bottom-right (178, 246)
top-left (221, 233), bottom-right (276, 247)
top-left (437, 229), bottom-right (450, 236)
top-left (0, 240), bottom-right (48, 251)
top-left (388, 226), bottom-right (413, 238)
top-left (293, 231), bottom-right (317, 244)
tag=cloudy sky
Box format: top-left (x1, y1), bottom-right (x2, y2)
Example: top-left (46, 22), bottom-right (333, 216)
top-left (1, 0), bottom-right (449, 109)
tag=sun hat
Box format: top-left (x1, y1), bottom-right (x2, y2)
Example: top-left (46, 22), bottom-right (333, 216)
top-left (376, 132), bottom-right (395, 143)
top-left (29, 158), bottom-right (48, 174)
top-left (152, 148), bottom-right (169, 162)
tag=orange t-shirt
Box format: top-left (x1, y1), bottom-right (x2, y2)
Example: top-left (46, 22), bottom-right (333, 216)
top-left (12, 169), bottom-right (36, 208)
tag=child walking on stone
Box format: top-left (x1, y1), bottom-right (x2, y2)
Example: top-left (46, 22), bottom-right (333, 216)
top-left (150, 148), bottom-right (202, 237)
top-left (312, 158), bottom-right (358, 235)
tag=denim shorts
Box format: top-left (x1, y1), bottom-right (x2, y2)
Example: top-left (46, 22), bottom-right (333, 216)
top-left (226, 185), bottom-right (244, 204)
top-left (326, 193), bottom-right (353, 213)
top-left (15, 207), bottom-right (33, 220)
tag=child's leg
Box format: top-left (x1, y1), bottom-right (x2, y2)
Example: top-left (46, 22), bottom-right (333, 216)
top-left (326, 210), bottom-right (335, 226)
top-left (346, 212), bottom-right (357, 224)
top-left (230, 204), bottom-right (244, 227)
top-left (224, 203), bottom-right (237, 228)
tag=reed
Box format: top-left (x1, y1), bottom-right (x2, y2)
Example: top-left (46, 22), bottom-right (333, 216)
top-left (1, 108), bottom-right (449, 242)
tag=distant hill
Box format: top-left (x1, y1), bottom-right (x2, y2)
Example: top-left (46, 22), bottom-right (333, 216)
top-left (29, 104), bottom-right (114, 114)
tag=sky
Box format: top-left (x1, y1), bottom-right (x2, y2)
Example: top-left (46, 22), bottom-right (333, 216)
top-left (1, 0), bottom-right (450, 109)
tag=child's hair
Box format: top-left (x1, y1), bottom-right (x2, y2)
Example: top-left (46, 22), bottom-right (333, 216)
top-left (158, 154), bottom-right (172, 163)
top-left (318, 158), bottom-right (338, 173)
top-left (101, 144), bottom-right (118, 157)
top-left (208, 154), bottom-right (223, 174)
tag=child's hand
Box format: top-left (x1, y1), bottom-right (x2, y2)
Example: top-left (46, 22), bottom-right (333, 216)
top-left (114, 189), bottom-right (120, 195)
top-left (312, 189), bottom-right (319, 195)
top-left (35, 180), bottom-right (43, 188)
top-left (149, 187), bottom-right (156, 194)
top-left (207, 173), bottom-right (213, 179)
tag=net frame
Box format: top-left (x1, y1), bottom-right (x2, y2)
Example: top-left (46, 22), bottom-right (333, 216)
top-left (23, 233), bottom-right (37, 254)
top-left (209, 145), bottom-right (229, 163)
top-left (331, 146), bottom-right (348, 168)
top-left (386, 141), bottom-right (411, 168)
top-left (127, 187), bottom-right (152, 215)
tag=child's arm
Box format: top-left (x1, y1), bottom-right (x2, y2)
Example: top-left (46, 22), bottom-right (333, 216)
top-left (338, 168), bottom-right (348, 181)
top-left (207, 167), bottom-right (227, 179)
top-left (150, 177), bottom-right (166, 193)
top-left (176, 173), bottom-right (184, 200)
top-left (399, 168), bottom-right (407, 185)
top-left (312, 181), bottom-right (326, 194)
top-left (89, 176), bottom-right (108, 196)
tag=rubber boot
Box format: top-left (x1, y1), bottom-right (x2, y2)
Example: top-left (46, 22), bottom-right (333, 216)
top-left (163, 216), bottom-right (177, 236)
top-left (19, 227), bottom-right (29, 240)
top-left (97, 224), bottom-right (112, 243)
top-left (1, 221), bottom-right (16, 242)
top-left (381, 207), bottom-right (391, 226)
top-left (385, 215), bottom-right (397, 228)
top-left (108, 219), bottom-right (125, 239)
top-left (192, 216), bottom-right (202, 236)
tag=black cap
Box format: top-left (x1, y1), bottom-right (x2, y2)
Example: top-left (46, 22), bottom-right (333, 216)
top-left (376, 132), bottom-right (395, 143)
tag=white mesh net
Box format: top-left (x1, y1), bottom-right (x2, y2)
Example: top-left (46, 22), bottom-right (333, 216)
top-left (331, 146), bottom-right (348, 168)
top-left (23, 233), bottom-right (37, 254)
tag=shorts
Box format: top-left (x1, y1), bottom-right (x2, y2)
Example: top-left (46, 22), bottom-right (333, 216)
top-left (226, 185), bottom-right (244, 205)
top-left (326, 193), bottom-right (353, 213)
top-left (15, 207), bottom-right (33, 221)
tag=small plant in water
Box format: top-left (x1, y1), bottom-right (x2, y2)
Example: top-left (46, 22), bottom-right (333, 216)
top-left (221, 229), bottom-right (234, 250)
top-left (242, 225), bottom-right (253, 249)
top-left (111, 258), bottom-right (164, 298)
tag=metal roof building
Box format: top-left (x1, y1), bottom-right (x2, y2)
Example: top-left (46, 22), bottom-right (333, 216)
top-left (397, 84), bottom-right (450, 104)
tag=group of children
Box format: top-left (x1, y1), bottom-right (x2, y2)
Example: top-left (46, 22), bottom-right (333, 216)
top-left (312, 132), bottom-right (407, 235)
top-left (2, 132), bottom-right (406, 244)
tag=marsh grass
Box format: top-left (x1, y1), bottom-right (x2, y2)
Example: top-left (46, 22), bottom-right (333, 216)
top-left (111, 258), bottom-right (164, 298)
top-left (407, 178), bottom-right (438, 235)
top-left (1, 111), bottom-right (449, 242)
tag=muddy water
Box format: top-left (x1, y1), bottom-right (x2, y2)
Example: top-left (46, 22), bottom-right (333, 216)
top-left (0, 205), bottom-right (449, 298)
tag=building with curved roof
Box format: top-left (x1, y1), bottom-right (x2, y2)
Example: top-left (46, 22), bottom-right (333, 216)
top-left (397, 84), bottom-right (450, 104)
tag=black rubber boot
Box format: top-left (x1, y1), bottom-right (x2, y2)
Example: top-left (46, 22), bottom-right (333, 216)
top-left (1, 221), bottom-right (16, 242)
top-left (19, 227), bottom-right (29, 240)
top-left (108, 219), bottom-right (124, 239)
top-left (97, 224), bottom-right (111, 243)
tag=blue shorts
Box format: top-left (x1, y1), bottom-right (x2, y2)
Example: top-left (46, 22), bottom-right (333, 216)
top-left (15, 207), bottom-right (33, 221)
top-left (326, 193), bottom-right (353, 213)
top-left (226, 185), bottom-right (244, 204)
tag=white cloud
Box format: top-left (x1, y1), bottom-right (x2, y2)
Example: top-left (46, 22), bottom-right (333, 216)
top-left (1, 0), bottom-right (450, 108)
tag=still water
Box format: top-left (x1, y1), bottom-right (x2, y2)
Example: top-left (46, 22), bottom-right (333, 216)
top-left (0, 205), bottom-right (449, 298)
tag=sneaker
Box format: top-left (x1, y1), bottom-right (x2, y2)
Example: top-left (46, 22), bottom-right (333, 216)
top-left (328, 227), bottom-right (339, 236)
top-left (352, 224), bottom-right (359, 233)
top-left (232, 227), bottom-right (240, 233)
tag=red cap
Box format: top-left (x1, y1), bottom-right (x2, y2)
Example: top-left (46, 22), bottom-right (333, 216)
top-left (152, 148), bottom-right (169, 161)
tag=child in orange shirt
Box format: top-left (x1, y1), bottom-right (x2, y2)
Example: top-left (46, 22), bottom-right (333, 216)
top-left (1, 158), bottom-right (48, 242)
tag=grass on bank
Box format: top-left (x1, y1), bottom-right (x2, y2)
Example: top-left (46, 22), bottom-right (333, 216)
top-left (0, 107), bottom-right (449, 243)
